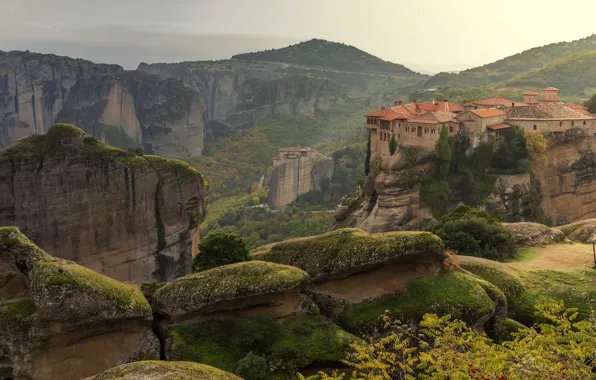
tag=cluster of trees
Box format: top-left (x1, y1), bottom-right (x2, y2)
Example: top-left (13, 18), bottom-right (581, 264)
top-left (432, 205), bottom-right (517, 261)
top-left (302, 299), bottom-right (595, 380)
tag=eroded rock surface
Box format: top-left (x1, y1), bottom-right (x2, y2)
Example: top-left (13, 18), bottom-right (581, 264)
top-left (0, 51), bottom-right (204, 158)
top-left (503, 222), bottom-right (567, 247)
top-left (0, 124), bottom-right (207, 283)
top-left (0, 227), bottom-right (153, 380)
top-left (87, 361), bottom-right (242, 380)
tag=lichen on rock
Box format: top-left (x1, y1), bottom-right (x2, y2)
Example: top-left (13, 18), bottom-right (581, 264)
top-left (503, 222), bottom-right (567, 247)
top-left (87, 361), bottom-right (242, 380)
top-left (152, 261), bottom-right (309, 320)
top-left (252, 228), bottom-right (445, 281)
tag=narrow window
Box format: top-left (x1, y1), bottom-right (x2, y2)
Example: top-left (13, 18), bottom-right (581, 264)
top-left (533, 125), bottom-right (537, 131)
top-left (583, 120), bottom-right (586, 126)
top-left (572, 121), bottom-right (575, 127)
top-left (449, 126), bottom-right (453, 133)
top-left (559, 121), bottom-right (563, 127)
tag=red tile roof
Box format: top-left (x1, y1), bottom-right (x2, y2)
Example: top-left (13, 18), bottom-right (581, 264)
top-left (487, 123), bottom-right (511, 130)
top-left (364, 101), bottom-right (462, 125)
top-left (471, 109), bottom-right (507, 118)
top-left (565, 104), bottom-right (592, 116)
top-left (465, 97), bottom-right (526, 107)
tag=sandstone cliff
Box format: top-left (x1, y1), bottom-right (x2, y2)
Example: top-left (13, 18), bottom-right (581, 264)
top-left (0, 51), bottom-right (204, 158)
top-left (138, 62), bottom-right (342, 139)
top-left (0, 227), bottom-right (154, 380)
top-left (0, 124), bottom-right (207, 283)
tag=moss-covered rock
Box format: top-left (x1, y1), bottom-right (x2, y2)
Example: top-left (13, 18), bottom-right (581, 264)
top-left (167, 315), bottom-right (359, 378)
top-left (503, 222), bottom-right (567, 247)
top-left (252, 229), bottom-right (445, 280)
top-left (458, 256), bottom-right (526, 298)
top-left (558, 218), bottom-right (596, 243)
top-left (88, 361), bottom-right (241, 380)
top-left (337, 269), bottom-right (500, 335)
top-left (0, 227), bottom-right (154, 380)
top-left (152, 261), bottom-right (309, 319)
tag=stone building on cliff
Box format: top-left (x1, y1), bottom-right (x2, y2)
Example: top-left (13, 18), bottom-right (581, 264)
top-left (267, 147), bottom-right (334, 209)
top-left (366, 88), bottom-right (595, 156)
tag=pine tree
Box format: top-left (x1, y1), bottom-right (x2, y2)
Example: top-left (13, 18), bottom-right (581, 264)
top-left (389, 134), bottom-right (397, 155)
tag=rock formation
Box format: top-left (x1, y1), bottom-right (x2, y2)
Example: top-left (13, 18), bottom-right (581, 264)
top-left (334, 149), bottom-right (433, 232)
top-left (0, 124), bottom-right (207, 283)
top-left (558, 218), bottom-right (596, 243)
top-left (252, 229), bottom-right (506, 334)
top-left (0, 51), bottom-right (204, 158)
top-left (87, 361), bottom-right (242, 380)
top-left (267, 147), bottom-right (334, 209)
top-left (503, 222), bottom-right (567, 246)
top-left (0, 227), bottom-right (154, 380)
top-left (138, 62), bottom-right (342, 138)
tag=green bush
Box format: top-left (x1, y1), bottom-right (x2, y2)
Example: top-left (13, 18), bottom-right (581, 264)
top-left (432, 205), bottom-right (516, 261)
top-left (193, 232), bottom-right (250, 272)
top-left (235, 352), bottom-right (268, 380)
top-left (420, 179), bottom-right (449, 216)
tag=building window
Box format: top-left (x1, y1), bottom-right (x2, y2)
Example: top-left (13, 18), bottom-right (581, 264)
top-left (559, 121), bottom-right (563, 127)
top-left (572, 121), bottom-right (575, 127)
top-left (449, 126), bottom-right (453, 133)
top-left (398, 134), bottom-right (400, 138)
top-left (406, 126), bottom-right (409, 132)
top-left (584, 121), bottom-right (587, 126)
top-left (533, 125), bottom-right (537, 131)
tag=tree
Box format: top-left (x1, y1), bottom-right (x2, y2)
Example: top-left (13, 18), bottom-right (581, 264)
top-left (389, 134), bottom-right (397, 155)
top-left (491, 126), bottom-right (528, 170)
top-left (584, 93), bottom-right (596, 113)
top-left (432, 204), bottom-right (516, 261)
top-left (435, 127), bottom-right (452, 179)
top-left (525, 131), bottom-right (548, 167)
top-left (193, 232), bottom-right (250, 272)
top-left (364, 130), bottom-right (372, 176)
top-left (301, 300), bottom-right (596, 380)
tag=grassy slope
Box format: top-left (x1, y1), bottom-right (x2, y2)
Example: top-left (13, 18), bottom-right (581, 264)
top-left (233, 38), bottom-right (416, 75)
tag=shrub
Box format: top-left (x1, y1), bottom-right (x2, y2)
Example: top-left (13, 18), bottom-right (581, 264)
top-left (193, 232), bottom-right (250, 272)
top-left (420, 179), bottom-right (449, 216)
top-left (235, 352), bottom-right (268, 380)
top-left (432, 205), bottom-right (516, 260)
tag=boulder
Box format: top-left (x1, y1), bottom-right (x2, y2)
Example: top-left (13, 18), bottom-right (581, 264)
top-left (86, 361), bottom-right (241, 380)
top-left (558, 218), bottom-right (596, 243)
top-left (503, 222), bottom-right (567, 247)
top-left (458, 256), bottom-right (526, 299)
top-left (0, 227), bottom-right (153, 380)
top-left (0, 124), bottom-right (207, 283)
top-left (152, 261), bottom-right (310, 325)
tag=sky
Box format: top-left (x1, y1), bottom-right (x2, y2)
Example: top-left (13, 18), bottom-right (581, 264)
top-left (1, 0), bottom-right (595, 72)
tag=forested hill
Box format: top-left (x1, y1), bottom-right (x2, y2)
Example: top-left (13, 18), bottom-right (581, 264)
top-left (232, 38), bottom-right (418, 75)
top-left (466, 34), bottom-right (596, 75)
top-left (506, 50), bottom-right (596, 94)
top-left (424, 34), bottom-right (596, 90)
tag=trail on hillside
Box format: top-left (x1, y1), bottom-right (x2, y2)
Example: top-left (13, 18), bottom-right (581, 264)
top-left (506, 244), bottom-right (595, 271)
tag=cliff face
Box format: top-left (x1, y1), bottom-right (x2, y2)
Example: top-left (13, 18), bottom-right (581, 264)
top-left (0, 124), bottom-right (207, 283)
top-left (267, 150), bottom-right (334, 209)
top-left (138, 62), bottom-right (342, 138)
top-left (335, 150), bottom-right (433, 232)
top-left (0, 51), bottom-right (204, 158)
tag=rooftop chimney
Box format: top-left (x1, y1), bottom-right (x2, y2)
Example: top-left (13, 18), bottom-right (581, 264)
top-left (523, 91), bottom-right (538, 104)
top-left (381, 106), bottom-right (386, 111)
top-left (398, 100), bottom-right (403, 106)
top-left (412, 99), bottom-right (417, 104)
top-left (542, 87), bottom-right (559, 102)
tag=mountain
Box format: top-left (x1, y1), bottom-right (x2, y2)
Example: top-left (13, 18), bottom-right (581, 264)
top-left (425, 34), bottom-right (596, 90)
top-left (506, 50), bottom-right (596, 95)
top-left (232, 38), bottom-right (417, 75)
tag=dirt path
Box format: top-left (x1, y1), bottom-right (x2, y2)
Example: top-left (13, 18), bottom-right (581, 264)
top-left (505, 244), bottom-right (595, 271)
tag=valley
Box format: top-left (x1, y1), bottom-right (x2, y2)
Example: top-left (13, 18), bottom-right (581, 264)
top-left (0, 30), bottom-right (595, 380)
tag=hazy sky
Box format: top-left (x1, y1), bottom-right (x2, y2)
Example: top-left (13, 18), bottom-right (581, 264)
top-left (1, 0), bottom-right (595, 72)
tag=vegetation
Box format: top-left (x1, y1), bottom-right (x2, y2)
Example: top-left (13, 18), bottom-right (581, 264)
top-left (525, 131), bottom-right (548, 167)
top-left (585, 93), bottom-right (596, 113)
top-left (232, 39), bottom-right (416, 75)
top-left (420, 128), bottom-right (451, 215)
top-left (306, 300), bottom-right (595, 380)
top-left (102, 124), bottom-right (138, 149)
top-left (490, 126), bottom-right (528, 172)
top-left (168, 316), bottom-right (359, 379)
top-left (193, 232), bottom-right (250, 272)
top-left (364, 131), bottom-right (371, 175)
top-left (338, 269), bottom-right (498, 335)
top-left (432, 205), bottom-right (517, 261)
top-left (252, 229), bottom-right (444, 279)
top-left (91, 361), bottom-right (241, 380)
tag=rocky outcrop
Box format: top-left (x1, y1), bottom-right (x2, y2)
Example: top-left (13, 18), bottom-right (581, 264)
top-left (138, 62), bottom-right (342, 138)
top-left (558, 218), bottom-right (596, 243)
top-left (267, 148), bottom-right (334, 209)
top-left (151, 261), bottom-right (310, 325)
top-left (0, 124), bottom-right (207, 283)
top-left (87, 361), bottom-right (242, 380)
top-left (0, 227), bottom-right (154, 380)
top-left (334, 149), bottom-right (433, 232)
top-left (252, 229), bottom-right (506, 335)
top-left (0, 51), bottom-right (204, 158)
top-left (503, 222), bottom-right (567, 247)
